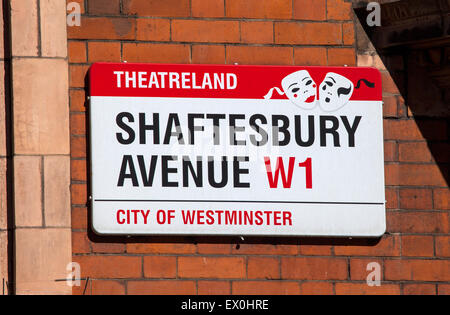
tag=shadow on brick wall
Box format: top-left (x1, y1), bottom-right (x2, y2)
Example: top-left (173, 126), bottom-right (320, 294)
top-left (354, 0), bottom-right (449, 187)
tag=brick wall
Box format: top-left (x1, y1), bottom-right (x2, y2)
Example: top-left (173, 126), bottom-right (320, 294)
top-left (68, 0), bottom-right (449, 295)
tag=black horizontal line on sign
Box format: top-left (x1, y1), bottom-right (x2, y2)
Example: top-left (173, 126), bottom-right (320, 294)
top-left (94, 199), bottom-right (384, 205)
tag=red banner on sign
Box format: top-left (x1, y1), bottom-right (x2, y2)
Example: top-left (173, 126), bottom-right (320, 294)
top-left (89, 63), bottom-right (382, 102)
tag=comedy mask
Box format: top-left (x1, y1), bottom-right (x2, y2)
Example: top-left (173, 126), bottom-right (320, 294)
top-left (264, 70), bottom-right (317, 110)
top-left (318, 72), bottom-right (354, 112)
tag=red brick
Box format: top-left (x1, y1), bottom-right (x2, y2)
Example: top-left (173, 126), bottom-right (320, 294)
top-left (384, 164), bottom-right (447, 187)
top-left (275, 22), bottom-right (342, 45)
top-left (91, 280), bottom-right (125, 295)
top-left (123, 43), bottom-right (190, 63)
top-left (384, 120), bottom-right (421, 141)
top-left (123, 0), bottom-right (190, 17)
top-left (144, 256), bottom-right (177, 278)
top-left (383, 95), bottom-right (398, 117)
top-left (88, 0), bottom-right (120, 15)
top-left (398, 142), bottom-right (433, 162)
top-left (68, 41), bottom-right (87, 63)
top-left (197, 243), bottom-right (231, 255)
top-left (298, 244), bottom-right (332, 256)
top-left (299, 282), bottom-right (334, 295)
top-left (327, 48), bottom-right (356, 66)
top-left (399, 189), bottom-right (433, 210)
top-left (433, 188), bottom-right (449, 210)
top-left (72, 231), bottom-right (90, 254)
top-left (281, 257), bottom-right (348, 280)
top-left (71, 136), bottom-right (87, 158)
top-left (232, 281), bottom-right (300, 295)
top-left (198, 281), bottom-right (231, 295)
top-left (385, 259), bottom-right (450, 281)
top-left (293, 0), bottom-right (326, 21)
top-left (343, 23), bottom-right (355, 45)
top-left (397, 96), bottom-right (408, 117)
top-left (401, 235), bottom-right (434, 257)
top-left (70, 113), bottom-right (86, 136)
top-left (241, 21), bottom-right (273, 44)
top-left (294, 47), bottom-right (327, 66)
top-left (384, 164), bottom-right (399, 186)
top-left (172, 20), bottom-right (239, 43)
top-left (192, 45), bottom-right (226, 64)
top-left (226, 0), bottom-right (292, 19)
top-left (91, 243), bottom-right (126, 254)
top-left (192, 0), bottom-right (224, 18)
top-left (71, 159), bottom-right (87, 181)
top-left (248, 257), bottom-right (280, 280)
top-left (403, 284), bottom-right (436, 295)
top-left (335, 283), bottom-right (400, 295)
top-left (136, 19), bottom-right (170, 41)
top-left (387, 211), bottom-right (449, 233)
top-left (358, 54), bottom-right (375, 68)
top-left (74, 279), bottom-right (126, 295)
top-left (178, 257), bottom-right (245, 279)
top-left (71, 183), bottom-right (88, 205)
top-left (126, 243), bottom-right (196, 254)
top-left (334, 235), bottom-right (401, 257)
top-left (435, 236), bottom-right (450, 257)
top-left (87, 42), bottom-right (121, 63)
top-left (74, 256), bottom-right (142, 278)
top-left (384, 141), bottom-right (397, 162)
top-left (438, 284), bottom-right (450, 295)
top-left (231, 243), bottom-right (298, 255)
top-left (385, 187), bottom-right (398, 209)
top-left (69, 89), bottom-right (86, 112)
top-left (327, 0), bottom-right (353, 21)
top-left (70, 65), bottom-right (89, 88)
top-left (68, 17), bottom-right (136, 40)
top-left (127, 280), bottom-right (196, 295)
top-left (72, 207), bottom-right (88, 230)
top-left (350, 258), bottom-right (383, 281)
top-left (226, 46), bottom-right (293, 65)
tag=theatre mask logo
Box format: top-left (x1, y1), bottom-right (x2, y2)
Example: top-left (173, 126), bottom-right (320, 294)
top-left (89, 63), bottom-right (385, 237)
top-left (318, 72), bottom-right (354, 112)
top-left (265, 70), bottom-right (375, 112)
top-left (264, 70), bottom-right (317, 110)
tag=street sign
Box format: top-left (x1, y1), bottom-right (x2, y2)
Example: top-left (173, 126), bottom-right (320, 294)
top-left (89, 63), bottom-right (385, 237)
